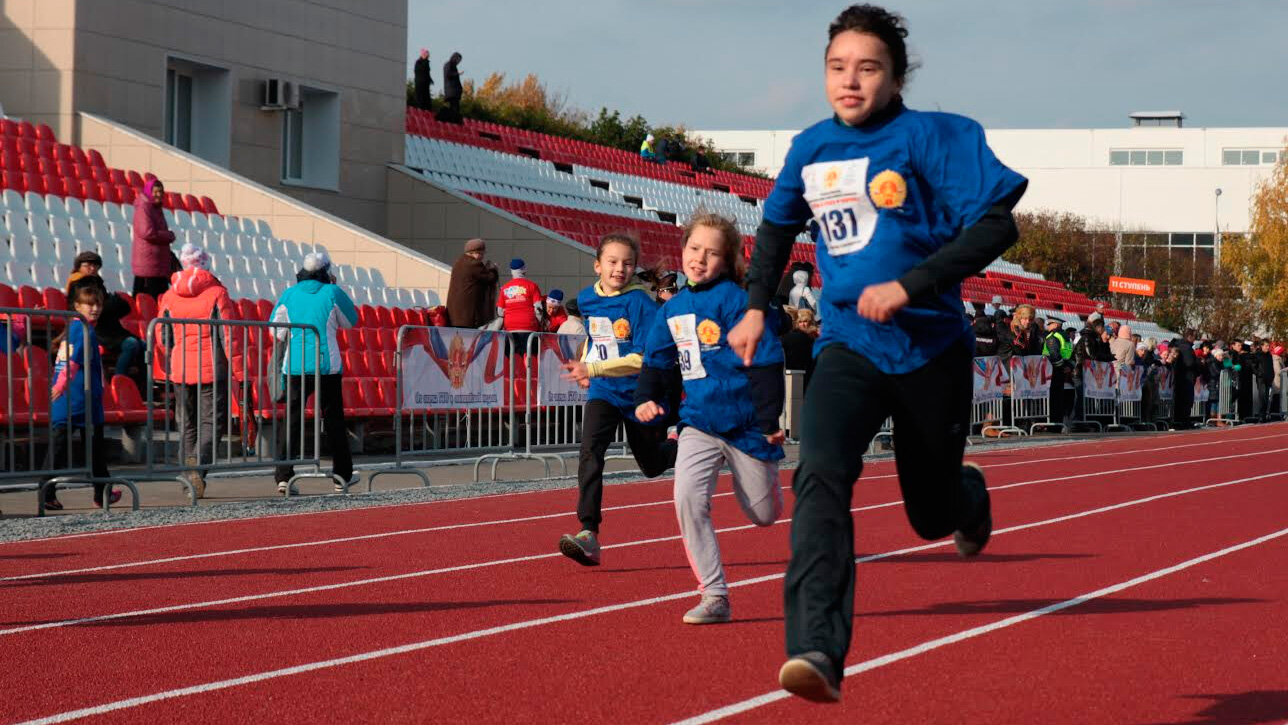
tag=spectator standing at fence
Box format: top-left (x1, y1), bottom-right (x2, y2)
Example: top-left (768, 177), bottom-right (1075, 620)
top-left (557, 233), bottom-right (678, 566)
top-left (997, 304), bottom-right (1040, 363)
top-left (633, 213), bottom-right (786, 624)
top-left (43, 283), bottom-right (118, 511)
top-left (1232, 340), bottom-right (1255, 420)
top-left (445, 238), bottom-right (498, 328)
top-left (496, 258), bottom-right (544, 342)
top-left (1273, 345), bottom-right (1284, 416)
top-left (1256, 340), bottom-right (1275, 420)
top-left (556, 297), bottom-right (586, 336)
top-left (441, 52), bottom-right (464, 123)
top-left (543, 289), bottom-right (568, 332)
top-left (1208, 347), bottom-right (1228, 420)
top-left (413, 49), bottom-right (433, 111)
top-left (1109, 324), bottom-right (1135, 369)
top-left (131, 178), bottom-right (177, 299)
top-left (655, 270), bottom-right (680, 303)
top-left (270, 252), bottom-right (359, 494)
top-left (1044, 317), bottom-right (1072, 431)
top-left (155, 244), bottom-right (244, 499)
top-left (725, 5), bottom-right (1027, 702)
top-left (1171, 330), bottom-right (1199, 428)
top-left (781, 308), bottom-right (819, 390)
top-left (972, 308), bottom-right (997, 356)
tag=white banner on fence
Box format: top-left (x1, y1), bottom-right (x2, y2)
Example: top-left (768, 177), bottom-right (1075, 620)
top-left (1195, 377), bottom-right (1211, 403)
top-left (1009, 355), bottom-right (1052, 400)
top-left (400, 328), bottom-right (506, 410)
top-left (1156, 367), bottom-right (1174, 401)
top-left (972, 356), bottom-right (1008, 403)
top-left (1118, 365), bottom-right (1145, 402)
top-left (1082, 360), bottom-right (1118, 400)
top-left (538, 334), bottom-right (589, 406)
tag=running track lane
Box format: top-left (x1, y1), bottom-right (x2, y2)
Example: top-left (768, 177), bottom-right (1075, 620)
top-left (1, 425), bottom-right (1280, 578)
top-left (8, 457), bottom-right (1287, 722)
top-left (4, 433), bottom-right (1286, 635)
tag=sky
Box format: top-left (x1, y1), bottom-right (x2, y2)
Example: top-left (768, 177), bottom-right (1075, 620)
top-left (408, 0), bottom-right (1288, 131)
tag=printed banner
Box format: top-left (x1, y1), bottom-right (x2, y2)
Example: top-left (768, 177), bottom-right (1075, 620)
top-left (1081, 360), bottom-right (1119, 400)
top-left (1156, 367), bottom-right (1174, 401)
top-left (400, 328), bottom-right (506, 410)
top-left (537, 333), bottom-right (589, 406)
top-left (1195, 377), bottom-right (1211, 403)
top-left (1108, 276), bottom-right (1156, 296)
top-left (972, 356), bottom-right (1009, 403)
top-left (1009, 355), bottom-right (1052, 400)
top-left (1117, 365), bottom-right (1145, 402)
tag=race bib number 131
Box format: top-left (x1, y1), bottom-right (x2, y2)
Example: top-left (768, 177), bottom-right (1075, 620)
top-left (802, 158), bottom-right (880, 256)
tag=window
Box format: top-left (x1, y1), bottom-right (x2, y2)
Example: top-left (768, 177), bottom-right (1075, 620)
top-left (1110, 148), bottom-right (1183, 166)
top-left (164, 58), bottom-right (231, 166)
top-left (737, 152), bottom-right (755, 167)
top-left (279, 86), bottom-right (340, 190)
top-left (1223, 148), bottom-right (1283, 166)
top-left (1195, 233), bottom-right (1215, 247)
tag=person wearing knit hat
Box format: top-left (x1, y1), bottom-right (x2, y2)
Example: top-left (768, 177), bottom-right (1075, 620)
top-left (271, 245), bottom-right (360, 494)
top-left (66, 250), bottom-right (104, 294)
top-left (544, 289), bottom-right (568, 332)
top-left (496, 257), bottom-right (544, 336)
top-left (155, 242), bottom-right (242, 499)
top-left (131, 176), bottom-right (177, 299)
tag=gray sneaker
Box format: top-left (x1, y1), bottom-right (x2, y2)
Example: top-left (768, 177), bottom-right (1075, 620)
top-left (953, 462), bottom-right (992, 558)
top-left (682, 595), bottom-right (731, 624)
top-left (182, 456), bottom-right (206, 499)
top-left (558, 530), bottom-right (601, 566)
top-left (335, 474), bottom-right (360, 493)
top-left (778, 651), bottom-right (841, 703)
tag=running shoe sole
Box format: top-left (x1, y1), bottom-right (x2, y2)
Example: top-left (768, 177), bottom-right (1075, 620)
top-left (954, 462), bottom-right (992, 558)
top-left (558, 534), bottom-right (600, 566)
top-left (778, 657), bottom-right (841, 703)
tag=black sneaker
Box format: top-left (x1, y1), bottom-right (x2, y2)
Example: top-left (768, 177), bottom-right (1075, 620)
top-left (953, 462), bottom-right (992, 558)
top-left (778, 651), bottom-right (841, 703)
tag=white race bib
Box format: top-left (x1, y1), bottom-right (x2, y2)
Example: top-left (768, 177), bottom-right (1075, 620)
top-left (585, 316), bottom-right (619, 364)
top-left (667, 313), bottom-right (707, 381)
top-left (801, 158), bottom-right (879, 256)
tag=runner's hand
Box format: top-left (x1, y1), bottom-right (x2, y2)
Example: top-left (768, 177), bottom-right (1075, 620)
top-left (728, 309), bottom-right (765, 367)
top-left (561, 361), bottom-right (589, 383)
top-left (635, 401), bottom-right (664, 423)
top-left (765, 429), bottom-right (786, 445)
top-left (857, 281), bottom-right (910, 323)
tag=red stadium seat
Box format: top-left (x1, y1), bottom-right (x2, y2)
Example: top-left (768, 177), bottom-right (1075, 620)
top-left (199, 196), bottom-right (220, 214)
top-left (358, 378), bottom-right (384, 417)
top-left (183, 194), bottom-right (201, 212)
top-left (35, 124), bottom-right (56, 143)
top-left (0, 284), bottom-right (18, 308)
top-left (256, 299), bottom-right (274, 321)
top-left (16, 286), bottom-right (42, 309)
top-left (127, 170), bottom-right (145, 189)
top-left (341, 378), bottom-right (369, 417)
top-left (87, 149), bottom-right (106, 168)
top-left (377, 328), bottom-right (396, 351)
top-left (357, 305), bottom-right (378, 328)
top-left (236, 299), bottom-right (257, 321)
top-left (368, 353), bottom-right (391, 379)
top-left (375, 305), bottom-right (395, 329)
top-left (375, 378), bottom-right (398, 416)
top-left (343, 350), bottom-right (369, 378)
top-left (41, 288), bottom-right (67, 315)
top-left (390, 307), bottom-right (410, 329)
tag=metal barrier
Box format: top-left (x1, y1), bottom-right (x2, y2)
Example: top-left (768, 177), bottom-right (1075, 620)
top-left (1115, 365), bottom-right (1146, 430)
top-left (369, 325), bottom-right (515, 488)
top-left (1204, 370), bottom-right (1237, 427)
top-left (1080, 360), bottom-right (1128, 432)
top-left (1009, 355), bottom-right (1061, 435)
top-left (143, 315), bottom-right (347, 499)
top-left (1, 307), bottom-right (139, 515)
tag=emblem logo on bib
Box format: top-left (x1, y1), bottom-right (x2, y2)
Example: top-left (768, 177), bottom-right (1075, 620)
top-left (613, 318), bottom-right (631, 340)
top-left (868, 170), bottom-right (907, 209)
top-left (697, 319), bottom-right (721, 346)
top-left (824, 166), bottom-right (841, 190)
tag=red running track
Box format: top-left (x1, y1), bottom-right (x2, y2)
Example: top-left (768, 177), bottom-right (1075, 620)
top-left (1, 424), bottom-right (1286, 723)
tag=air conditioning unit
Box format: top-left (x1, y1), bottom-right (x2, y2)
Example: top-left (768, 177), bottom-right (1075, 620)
top-left (261, 78), bottom-right (289, 111)
top-left (283, 81), bottom-right (301, 110)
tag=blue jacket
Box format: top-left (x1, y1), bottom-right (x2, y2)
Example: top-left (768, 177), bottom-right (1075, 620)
top-left (637, 277), bottom-right (785, 461)
top-left (271, 280), bottom-right (358, 375)
top-left (577, 281), bottom-right (662, 420)
top-left (762, 101), bottom-right (1026, 374)
top-left (51, 318), bottom-right (104, 428)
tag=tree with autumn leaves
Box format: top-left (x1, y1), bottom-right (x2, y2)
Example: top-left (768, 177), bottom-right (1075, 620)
top-left (1221, 154), bottom-right (1288, 340)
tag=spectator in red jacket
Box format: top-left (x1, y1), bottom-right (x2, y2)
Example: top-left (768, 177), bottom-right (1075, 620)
top-left (544, 289), bottom-right (568, 332)
top-left (154, 244), bottom-right (244, 499)
top-left (496, 258), bottom-right (544, 333)
top-left (132, 178), bottom-right (177, 298)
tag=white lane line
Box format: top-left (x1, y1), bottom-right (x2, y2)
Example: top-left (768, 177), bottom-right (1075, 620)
top-left (7, 434), bottom-right (1285, 584)
top-left (14, 469), bottom-right (1287, 725)
top-left (3, 424), bottom-right (1274, 549)
top-left (11, 454), bottom-right (1287, 636)
top-left (673, 524), bottom-right (1288, 724)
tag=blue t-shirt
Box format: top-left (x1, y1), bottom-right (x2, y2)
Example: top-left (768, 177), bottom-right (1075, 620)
top-left (642, 278), bottom-right (785, 461)
top-left (762, 102), bottom-right (1027, 374)
top-left (50, 318), bottom-right (104, 428)
top-left (577, 283), bottom-right (661, 421)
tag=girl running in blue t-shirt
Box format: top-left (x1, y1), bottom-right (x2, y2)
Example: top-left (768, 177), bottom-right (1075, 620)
top-left (728, 4), bottom-right (1028, 703)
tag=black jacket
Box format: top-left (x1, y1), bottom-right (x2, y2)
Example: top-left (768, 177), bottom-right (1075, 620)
top-left (780, 329), bottom-right (815, 372)
top-left (997, 322), bottom-right (1041, 363)
top-left (443, 55), bottom-right (463, 99)
top-left (1173, 339), bottom-right (1199, 382)
top-left (1256, 350), bottom-right (1275, 383)
top-left (971, 315), bottom-right (997, 356)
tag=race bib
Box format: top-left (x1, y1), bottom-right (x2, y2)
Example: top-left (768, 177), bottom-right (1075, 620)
top-left (584, 316), bottom-right (620, 363)
top-left (802, 158), bottom-right (879, 256)
top-left (667, 314), bottom-right (707, 381)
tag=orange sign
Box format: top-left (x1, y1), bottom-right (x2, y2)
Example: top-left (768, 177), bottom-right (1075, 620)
top-left (1108, 276), bottom-right (1156, 296)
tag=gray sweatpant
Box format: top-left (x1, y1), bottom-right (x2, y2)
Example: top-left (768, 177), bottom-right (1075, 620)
top-left (674, 427), bottom-right (783, 597)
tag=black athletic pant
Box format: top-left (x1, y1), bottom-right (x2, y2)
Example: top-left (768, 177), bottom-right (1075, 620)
top-left (784, 340), bottom-right (986, 679)
top-left (274, 374), bottom-right (352, 484)
top-left (1049, 364), bottom-right (1069, 427)
top-left (576, 399), bottom-right (677, 533)
top-left (45, 425), bottom-right (110, 502)
top-left (1173, 376), bottom-right (1195, 428)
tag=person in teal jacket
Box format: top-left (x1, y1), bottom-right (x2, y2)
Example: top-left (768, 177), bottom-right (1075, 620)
top-left (269, 251), bottom-right (359, 493)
